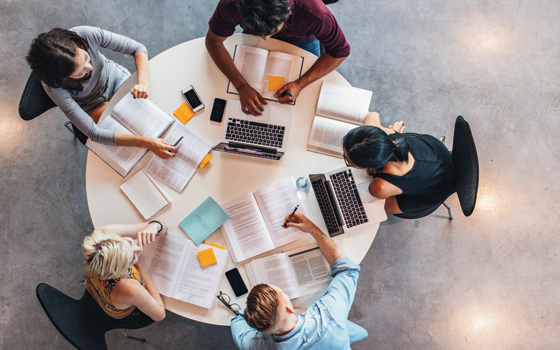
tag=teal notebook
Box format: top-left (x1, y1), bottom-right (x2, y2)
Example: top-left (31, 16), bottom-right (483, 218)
top-left (179, 196), bottom-right (230, 245)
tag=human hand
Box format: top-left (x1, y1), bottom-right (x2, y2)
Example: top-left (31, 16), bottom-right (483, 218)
top-left (274, 81), bottom-right (302, 104)
top-left (388, 121), bottom-right (405, 133)
top-left (131, 83), bottom-right (150, 99)
top-left (137, 222), bottom-right (160, 247)
top-left (283, 213), bottom-right (320, 234)
top-left (238, 84), bottom-right (267, 115)
top-left (149, 138), bottom-right (177, 159)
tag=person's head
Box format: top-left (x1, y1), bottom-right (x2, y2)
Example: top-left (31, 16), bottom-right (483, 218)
top-left (244, 284), bottom-right (294, 333)
top-left (343, 126), bottom-right (410, 171)
top-left (236, 0), bottom-right (291, 39)
top-left (26, 28), bottom-right (92, 93)
top-left (82, 229), bottom-right (142, 280)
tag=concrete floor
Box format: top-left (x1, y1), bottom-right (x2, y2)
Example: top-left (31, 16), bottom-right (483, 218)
top-left (1, 0), bottom-right (559, 349)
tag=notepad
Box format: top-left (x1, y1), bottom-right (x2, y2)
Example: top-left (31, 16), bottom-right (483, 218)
top-left (179, 196), bottom-right (230, 245)
top-left (174, 103), bottom-right (196, 124)
top-left (120, 170), bottom-right (171, 219)
top-left (267, 76), bottom-right (285, 92)
top-left (197, 248), bottom-right (218, 267)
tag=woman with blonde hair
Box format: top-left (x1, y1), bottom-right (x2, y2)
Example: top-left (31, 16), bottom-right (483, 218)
top-left (83, 220), bottom-right (167, 321)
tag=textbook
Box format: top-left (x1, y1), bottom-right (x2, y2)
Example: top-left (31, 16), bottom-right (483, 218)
top-left (145, 122), bottom-right (213, 193)
top-left (307, 81), bottom-right (373, 158)
top-left (227, 45), bottom-right (304, 104)
top-left (86, 92), bottom-right (174, 177)
top-left (143, 234), bottom-right (228, 309)
top-left (220, 178), bottom-right (309, 263)
top-left (244, 244), bottom-right (332, 300)
top-left (120, 169), bottom-right (171, 220)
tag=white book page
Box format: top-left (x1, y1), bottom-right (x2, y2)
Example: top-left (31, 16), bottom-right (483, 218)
top-left (231, 45), bottom-right (269, 93)
top-left (171, 244), bottom-right (228, 309)
top-left (220, 194), bottom-right (276, 263)
top-left (254, 178), bottom-right (309, 248)
top-left (307, 116), bottom-right (360, 158)
top-left (248, 253), bottom-right (298, 299)
top-left (286, 245), bottom-right (332, 297)
top-left (261, 51), bottom-right (303, 100)
top-left (316, 81), bottom-right (372, 124)
top-left (120, 170), bottom-right (170, 219)
top-left (86, 115), bottom-right (147, 176)
top-left (142, 234), bottom-right (190, 297)
top-left (111, 92), bottom-right (173, 137)
top-left (145, 123), bottom-right (213, 193)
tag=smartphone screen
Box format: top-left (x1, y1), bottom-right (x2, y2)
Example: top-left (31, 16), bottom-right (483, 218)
top-left (225, 268), bottom-right (248, 297)
top-left (183, 88), bottom-right (202, 109)
top-left (210, 98), bottom-right (226, 122)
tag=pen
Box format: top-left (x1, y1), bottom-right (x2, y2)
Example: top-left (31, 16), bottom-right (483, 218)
top-left (280, 91), bottom-right (294, 98)
top-left (283, 204), bottom-right (299, 227)
top-left (172, 136), bottom-right (184, 147)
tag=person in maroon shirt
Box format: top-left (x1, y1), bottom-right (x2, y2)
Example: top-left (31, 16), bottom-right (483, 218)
top-left (206, 0), bottom-right (351, 115)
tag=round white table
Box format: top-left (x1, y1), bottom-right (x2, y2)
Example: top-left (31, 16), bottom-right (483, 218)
top-left (86, 34), bottom-right (380, 326)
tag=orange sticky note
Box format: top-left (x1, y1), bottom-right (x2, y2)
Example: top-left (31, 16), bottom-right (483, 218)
top-left (174, 103), bottom-right (196, 124)
top-left (268, 76), bottom-right (285, 92)
top-left (198, 153), bottom-right (212, 168)
top-left (208, 243), bottom-right (225, 250)
top-left (197, 248), bottom-right (217, 267)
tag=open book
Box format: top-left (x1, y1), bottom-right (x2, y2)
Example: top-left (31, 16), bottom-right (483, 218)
top-left (145, 123), bottom-right (213, 193)
top-left (227, 45), bottom-right (304, 104)
top-left (120, 169), bottom-right (171, 220)
top-left (143, 234), bottom-right (228, 309)
top-left (244, 244), bottom-right (332, 300)
top-left (307, 81), bottom-right (373, 158)
top-left (220, 178), bottom-right (309, 263)
top-left (86, 93), bottom-right (174, 177)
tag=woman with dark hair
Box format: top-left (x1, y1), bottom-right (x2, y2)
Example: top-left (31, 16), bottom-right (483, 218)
top-left (26, 26), bottom-right (176, 159)
top-left (343, 112), bottom-right (455, 214)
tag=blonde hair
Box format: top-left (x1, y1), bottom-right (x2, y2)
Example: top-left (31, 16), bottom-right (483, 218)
top-left (83, 229), bottom-right (130, 280)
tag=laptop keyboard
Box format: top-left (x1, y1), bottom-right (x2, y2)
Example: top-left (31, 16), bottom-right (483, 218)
top-left (311, 179), bottom-right (341, 236)
top-left (329, 170), bottom-right (368, 228)
top-left (226, 118), bottom-right (285, 149)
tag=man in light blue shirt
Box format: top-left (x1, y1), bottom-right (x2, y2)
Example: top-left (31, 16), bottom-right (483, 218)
top-left (230, 213), bottom-right (368, 350)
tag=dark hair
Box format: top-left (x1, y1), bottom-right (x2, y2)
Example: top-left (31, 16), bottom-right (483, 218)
top-left (236, 0), bottom-right (291, 36)
top-left (343, 126), bottom-right (410, 170)
top-left (244, 284), bottom-right (280, 332)
top-left (26, 28), bottom-right (91, 94)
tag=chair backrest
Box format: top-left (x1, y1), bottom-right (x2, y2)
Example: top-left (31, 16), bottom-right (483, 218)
top-left (393, 201), bottom-right (443, 220)
top-left (451, 116), bottom-right (479, 216)
top-left (323, 0), bottom-right (340, 4)
top-left (36, 283), bottom-right (153, 350)
top-left (19, 73), bottom-right (57, 121)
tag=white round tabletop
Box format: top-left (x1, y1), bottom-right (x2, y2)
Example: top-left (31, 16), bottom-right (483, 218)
top-left (86, 34), bottom-right (380, 326)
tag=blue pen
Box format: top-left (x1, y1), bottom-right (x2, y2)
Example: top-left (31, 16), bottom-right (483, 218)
top-left (281, 91), bottom-right (294, 98)
top-left (168, 136), bottom-right (183, 153)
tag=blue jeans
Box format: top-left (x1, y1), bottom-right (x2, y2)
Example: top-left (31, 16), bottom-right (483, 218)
top-left (292, 38), bottom-right (321, 57)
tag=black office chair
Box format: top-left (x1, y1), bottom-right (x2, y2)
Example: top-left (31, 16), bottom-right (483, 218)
top-left (394, 116), bottom-right (479, 220)
top-left (36, 283), bottom-right (154, 350)
top-left (19, 72), bottom-right (88, 144)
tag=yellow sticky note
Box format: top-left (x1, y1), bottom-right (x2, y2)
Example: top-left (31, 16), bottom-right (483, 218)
top-left (198, 153), bottom-right (212, 168)
top-left (268, 76), bottom-right (285, 92)
top-left (208, 243), bottom-right (225, 250)
top-left (197, 248), bottom-right (218, 267)
top-left (174, 103), bottom-right (196, 124)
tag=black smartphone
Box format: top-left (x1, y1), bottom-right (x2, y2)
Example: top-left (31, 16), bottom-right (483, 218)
top-left (210, 98), bottom-right (227, 123)
top-left (225, 268), bottom-right (248, 297)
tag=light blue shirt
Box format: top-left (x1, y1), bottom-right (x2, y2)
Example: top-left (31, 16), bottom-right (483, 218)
top-left (231, 257), bottom-right (368, 350)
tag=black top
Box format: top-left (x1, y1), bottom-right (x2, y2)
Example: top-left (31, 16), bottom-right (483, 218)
top-left (372, 133), bottom-right (455, 212)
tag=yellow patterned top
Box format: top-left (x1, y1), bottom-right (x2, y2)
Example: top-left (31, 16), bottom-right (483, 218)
top-left (85, 266), bottom-right (146, 319)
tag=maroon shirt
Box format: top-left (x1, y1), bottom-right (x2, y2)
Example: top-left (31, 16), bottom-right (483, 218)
top-left (208, 0), bottom-right (350, 58)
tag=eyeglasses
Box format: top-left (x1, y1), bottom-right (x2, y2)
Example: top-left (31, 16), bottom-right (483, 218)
top-left (217, 291), bottom-right (242, 316)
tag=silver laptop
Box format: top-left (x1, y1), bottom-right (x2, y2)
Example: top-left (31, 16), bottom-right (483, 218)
top-left (213, 99), bottom-right (292, 161)
top-left (310, 167), bottom-right (387, 237)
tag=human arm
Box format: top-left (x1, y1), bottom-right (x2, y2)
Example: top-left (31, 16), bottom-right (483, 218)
top-left (283, 213), bottom-right (345, 265)
top-left (114, 132), bottom-right (177, 159)
top-left (131, 52), bottom-right (150, 99)
top-left (205, 29), bottom-right (267, 115)
top-left (99, 220), bottom-right (168, 245)
top-left (275, 53), bottom-right (346, 104)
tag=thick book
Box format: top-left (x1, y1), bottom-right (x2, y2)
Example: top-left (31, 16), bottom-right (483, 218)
top-left (145, 122), bottom-right (213, 193)
top-left (86, 93), bottom-right (175, 177)
top-left (244, 244), bottom-right (332, 300)
top-left (143, 234), bottom-right (228, 309)
top-left (307, 81), bottom-right (373, 158)
top-left (220, 178), bottom-right (309, 264)
top-left (120, 169), bottom-right (171, 220)
top-left (227, 45), bottom-right (304, 104)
